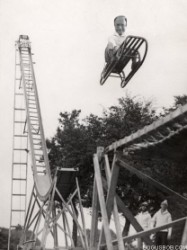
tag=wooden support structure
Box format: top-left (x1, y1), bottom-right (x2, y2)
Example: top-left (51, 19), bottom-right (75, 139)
top-left (90, 179), bottom-right (100, 250)
top-left (19, 171), bottom-right (88, 250)
top-left (91, 149), bottom-right (153, 250)
top-left (93, 154), bottom-right (114, 250)
top-left (103, 154), bottom-right (125, 250)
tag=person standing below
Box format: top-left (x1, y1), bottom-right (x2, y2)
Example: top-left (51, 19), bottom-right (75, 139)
top-left (152, 200), bottom-right (172, 246)
top-left (129, 202), bottom-right (152, 248)
top-left (136, 202), bottom-right (152, 231)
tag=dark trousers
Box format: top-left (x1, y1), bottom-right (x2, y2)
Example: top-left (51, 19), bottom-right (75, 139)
top-left (155, 231), bottom-right (168, 246)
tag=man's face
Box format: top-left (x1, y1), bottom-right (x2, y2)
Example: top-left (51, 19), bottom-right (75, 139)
top-left (141, 205), bottom-right (147, 212)
top-left (161, 204), bottom-right (167, 212)
top-left (114, 17), bottom-right (127, 36)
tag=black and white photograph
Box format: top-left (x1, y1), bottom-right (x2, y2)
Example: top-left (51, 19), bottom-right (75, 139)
top-left (0, 0), bottom-right (187, 249)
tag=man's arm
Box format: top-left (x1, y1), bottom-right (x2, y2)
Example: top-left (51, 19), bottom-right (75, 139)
top-left (167, 214), bottom-right (172, 240)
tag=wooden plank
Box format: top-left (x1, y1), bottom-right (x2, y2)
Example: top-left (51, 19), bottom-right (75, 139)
top-left (62, 213), bottom-right (68, 247)
top-left (98, 156), bottom-right (120, 248)
top-left (100, 216), bottom-right (187, 247)
top-left (76, 178), bottom-right (89, 250)
top-left (101, 177), bottom-right (152, 245)
top-left (52, 205), bottom-right (58, 247)
top-left (90, 179), bottom-right (99, 249)
top-left (116, 155), bottom-right (187, 204)
top-left (103, 154), bottom-right (125, 250)
top-left (64, 211), bottom-right (75, 248)
top-left (93, 154), bottom-right (113, 250)
top-left (181, 218), bottom-right (187, 246)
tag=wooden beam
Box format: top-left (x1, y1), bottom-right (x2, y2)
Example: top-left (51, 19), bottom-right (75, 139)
top-left (98, 155), bottom-right (120, 248)
top-left (76, 178), bottom-right (89, 250)
top-left (181, 218), bottom-right (187, 246)
top-left (116, 155), bottom-right (187, 204)
top-left (103, 154), bottom-right (125, 250)
top-left (101, 177), bottom-right (152, 245)
top-left (62, 213), bottom-right (68, 247)
top-left (93, 154), bottom-right (113, 250)
top-left (90, 179), bottom-right (99, 249)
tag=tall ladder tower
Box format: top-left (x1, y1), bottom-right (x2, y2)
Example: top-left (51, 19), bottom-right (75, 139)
top-left (8, 38), bottom-right (30, 250)
top-left (8, 35), bottom-right (88, 250)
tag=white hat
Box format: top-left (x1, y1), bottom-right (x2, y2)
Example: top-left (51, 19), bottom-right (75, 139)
top-left (161, 200), bottom-right (168, 206)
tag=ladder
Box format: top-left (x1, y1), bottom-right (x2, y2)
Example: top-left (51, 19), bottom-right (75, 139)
top-left (17, 35), bottom-right (51, 202)
top-left (8, 43), bottom-right (29, 250)
top-left (8, 35), bottom-right (51, 250)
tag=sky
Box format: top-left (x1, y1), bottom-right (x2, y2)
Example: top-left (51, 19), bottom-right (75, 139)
top-left (0, 0), bottom-right (187, 229)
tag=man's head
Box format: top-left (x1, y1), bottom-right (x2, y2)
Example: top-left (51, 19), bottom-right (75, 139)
top-left (141, 202), bottom-right (148, 212)
top-left (160, 200), bottom-right (168, 212)
top-left (114, 15), bottom-right (127, 36)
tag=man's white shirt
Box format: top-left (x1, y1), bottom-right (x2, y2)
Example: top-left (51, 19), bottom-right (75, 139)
top-left (107, 32), bottom-right (126, 49)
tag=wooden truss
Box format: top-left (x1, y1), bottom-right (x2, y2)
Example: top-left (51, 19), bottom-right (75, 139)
top-left (90, 148), bottom-right (187, 250)
top-left (19, 171), bottom-right (88, 250)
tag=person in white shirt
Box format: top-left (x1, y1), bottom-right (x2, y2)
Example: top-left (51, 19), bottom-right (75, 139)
top-left (129, 201), bottom-right (152, 248)
top-left (152, 200), bottom-right (172, 246)
top-left (136, 202), bottom-right (152, 231)
top-left (105, 15), bottom-right (140, 69)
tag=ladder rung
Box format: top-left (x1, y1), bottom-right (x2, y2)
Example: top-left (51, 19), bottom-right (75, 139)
top-left (28, 107), bottom-right (36, 109)
top-left (15, 93), bottom-right (24, 96)
top-left (14, 108), bottom-right (25, 111)
top-left (13, 178), bottom-right (27, 181)
top-left (13, 162), bottom-right (27, 165)
top-left (14, 134), bottom-right (27, 138)
top-left (12, 209), bottom-right (25, 212)
top-left (15, 121), bottom-right (25, 123)
top-left (12, 194), bottom-right (26, 196)
top-left (14, 148), bottom-right (27, 151)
